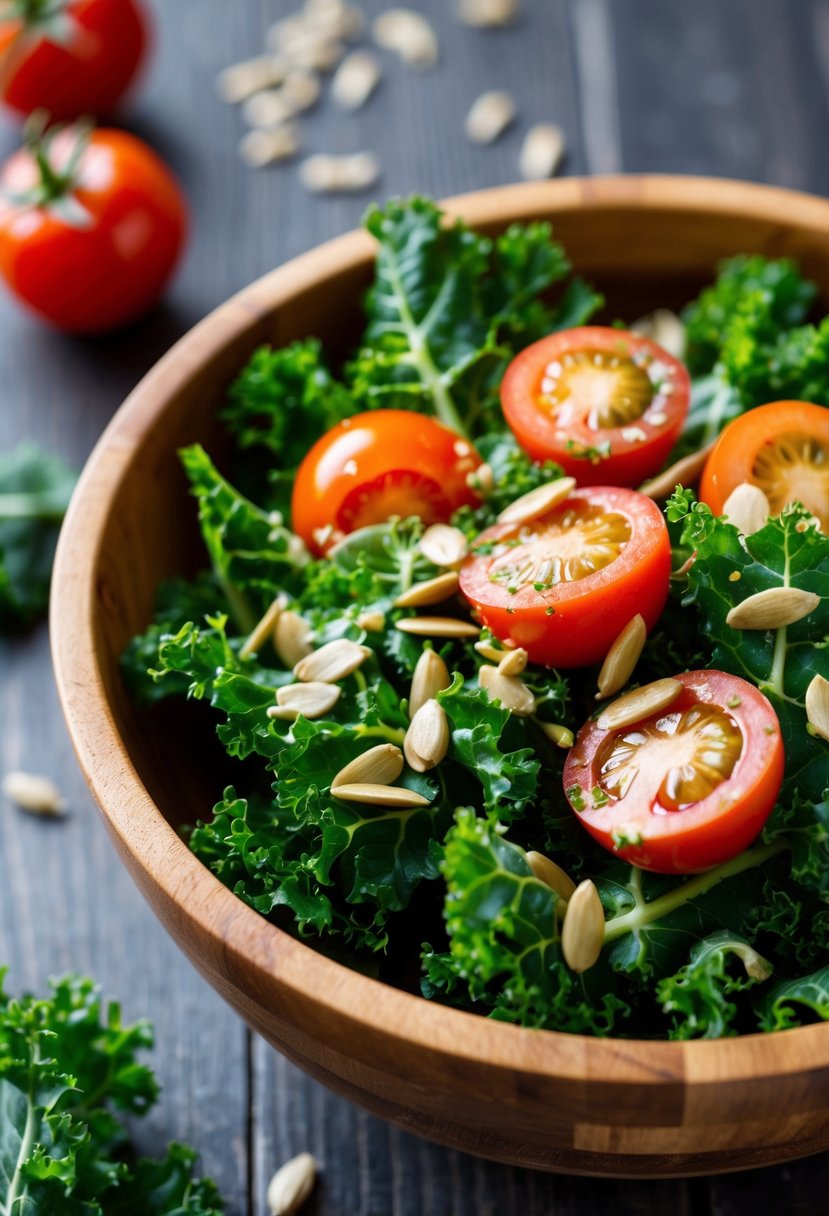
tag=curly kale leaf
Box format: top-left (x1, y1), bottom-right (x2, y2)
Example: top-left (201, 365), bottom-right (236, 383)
top-left (0, 444), bottom-right (76, 631)
top-left (758, 965), bottom-right (829, 1031)
top-left (121, 572), bottom-right (223, 705)
top-left (656, 931), bottom-right (771, 1040)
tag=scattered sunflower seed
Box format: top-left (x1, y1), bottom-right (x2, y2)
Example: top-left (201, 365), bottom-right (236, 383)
top-left (465, 89), bottom-right (516, 144)
top-left (597, 677), bottom-right (682, 731)
top-left (474, 637), bottom-right (507, 662)
top-left (394, 571), bottom-right (460, 609)
top-left (242, 90), bottom-right (294, 128)
top-left (595, 613), bottom-right (647, 700)
top-left (525, 849), bottom-right (576, 901)
top-left (722, 482), bottom-right (771, 537)
top-left (305, 0), bottom-right (366, 41)
top-left (404, 698), bottom-right (450, 771)
top-left (497, 476), bottom-right (576, 526)
top-left (267, 1151), bottom-right (317, 1216)
top-left (478, 664), bottom-right (537, 716)
top-left (331, 743), bottom-right (404, 790)
top-left (409, 648), bottom-right (452, 718)
top-left (805, 674), bottom-right (829, 743)
top-left (275, 610), bottom-right (314, 667)
top-left (538, 721), bottom-right (574, 748)
top-left (239, 125), bottom-right (300, 168)
top-left (357, 609), bottom-right (386, 632)
top-left (240, 594), bottom-right (286, 659)
top-left (217, 55), bottom-right (287, 103)
top-left (331, 782), bottom-right (431, 807)
top-left (373, 8), bottom-right (439, 69)
top-left (331, 49), bottom-right (381, 109)
top-left (561, 879), bottom-right (605, 973)
top-left (466, 462), bottom-right (494, 496)
top-left (2, 770), bottom-right (66, 818)
top-left (630, 309), bottom-right (686, 360)
top-left (457, 0), bottom-right (520, 26)
top-left (395, 616), bottom-right (480, 638)
top-left (419, 523), bottom-right (468, 568)
top-left (519, 123), bottom-right (565, 180)
top-left (639, 441), bottom-right (715, 500)
top-left (497, 646), bottom-right (528, 676)
top-left (270, 681), bottom-right (342, 720)
top-left (299, 150), bottom-right (380, 192)
top-left (294, 637), bottom-right (371, 683)
top-left (725, 586), bottom-right (821, 631)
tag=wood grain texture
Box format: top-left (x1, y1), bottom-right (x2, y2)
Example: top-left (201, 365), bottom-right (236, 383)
top-left (3, 0), bottom-right (829, 1211)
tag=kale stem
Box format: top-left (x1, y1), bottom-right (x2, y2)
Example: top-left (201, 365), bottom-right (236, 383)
top-left (6, 1040), bottom-right (40, 1214)
top-left (602, 839), bottom-right (788, 944)
top-left (354, 722), bottom-right (407, 745)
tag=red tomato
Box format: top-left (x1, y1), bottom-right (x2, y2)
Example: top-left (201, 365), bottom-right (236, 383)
top-left (0, 125), bottom-right (187, 333)
top-left (563, 671), bottom-right (784, 874)
top-left (500, 326), bottom-right (691, 487)
top-left (292, 410), bottom-right (483, 555)
top-left (0, 0), bottom-right (149, 121)
top-left (699, 400), bottom-right (829, 533)
top-left (458, 485), bottom-right (670, 668)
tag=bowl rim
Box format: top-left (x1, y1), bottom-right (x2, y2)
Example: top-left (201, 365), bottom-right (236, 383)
top-left (51, 174), bottom-right (829, 1090)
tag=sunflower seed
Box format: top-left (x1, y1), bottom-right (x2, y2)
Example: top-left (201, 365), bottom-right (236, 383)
top-left (269, 681), bottom-right (341, 720)
top-left (331, 743), bottom-right (404, 790)
top-left (465, 90), bottom-right (516, 144)
top-left (275, 610), bottom-right (314, 667)
top-left (474, 638), bottom-right (506, 662)
top-left (240, 594), bottom-right (287, 658)
top-left (466, 462), bottom-right (494, 496)
top-left (479, 664), bottom-right (537, 716)
top-left (331, 50), bottom-right (381, 109)
top-left (268, 15), bottom-right (344, 72)
top-left (630, 309), bottom-right (686, 359)
top-left (267, 1151), bottom-right (317, 1215)
top-left (639, 441), bottom-right (715, 500)
top-left (294, 637), bottom-right (371, 683)
top-left (597, 677), bottom-right (682, 731)
top-left (457, 0), bottom-right (520, 26)
top-left (409, 648), bottom-right (451, 717)
top-left (497, 476), bottom-right (576, 526)
top-left (217, 55), bottom-right (287, 103)
top-left (404, 699), bottom-right (450, 772)
top-left (526, 850), bottom-right (576, 901)
top-left (395, 616), bottom-right (480, 638)
top-left (2, 770), bottom-right (66, 817)
top-left (419, 523), bottom-right (468, 567)
top-left (331, 783), bottom-right (431, 807)
top-left (394, 571), bottom-right (460, 609)
top-left (304, 0), bottom-right (366, 40)
top-left (299, 151), bottom-right (380, 193)
top-left (243, 90), bottom-right (294, 128)
top-left (725, 586), bottom-right (821, 631)
top-left (805, 674), bottom-right (829, 743)
top-left (239, 125), bottom-right (300, 167)
top-left (722, 482), bottom-right (771, 537)
top-left (519, 123), bottom-right (565, 180)
top-left (538, 721), bottom-right (574, 749)
top-left (373, 8), bottom-right (438, 69)
top-left (595, 613), bottom-right (646, 700)
top-left (561, 879), bottom-right (605, 972)
top-left (357, 609), bottom-right (386, 632)
top-left (497, 646), bottom-right (528, 676)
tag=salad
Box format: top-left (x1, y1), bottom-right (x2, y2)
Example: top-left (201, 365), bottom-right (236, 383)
top-left (124, 197), bottom-right (829, 1041)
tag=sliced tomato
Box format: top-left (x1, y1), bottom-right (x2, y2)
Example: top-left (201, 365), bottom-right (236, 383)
top-left (699, 400), bottom-right (829, 533)
top-left (500, 326), bottom-right (691, 487)
top-left (458, 485), bottom-right (670, 668)
top-left (291, 409), bottom-right (482, 555)
top-left (563, 671), bottom-right (784, 874)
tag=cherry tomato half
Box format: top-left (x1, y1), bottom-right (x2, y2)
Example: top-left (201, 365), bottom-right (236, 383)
top-left (700, 400), bottom-right (829, 533)
top-left (292, 409), bottom-right (483, 555)
top-left (500, 326), bottom-right (691, 487)
top-left (0, 124), bottom-right (187, 333)
top-left (458, 485), bottom-right (670, 668)
top-left (563, 670), bottom-right (784, 874)
top-left (0, 0), bottom-right (149, 121)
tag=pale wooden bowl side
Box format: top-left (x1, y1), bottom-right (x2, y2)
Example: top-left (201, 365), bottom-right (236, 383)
top-left (51, 177), bottom-right (829, 1177)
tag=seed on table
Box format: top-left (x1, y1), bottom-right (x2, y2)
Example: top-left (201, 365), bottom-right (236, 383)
top-left (294, 637), bottom-right (371, 683)
top-left (275, 610), bottom-right (313, 667)
top-left (538, 721), bottom-right (574, 749)
top-left (240, 593), bottom-right (287, 658)
top-left (479, 664), bottom-right (537, 716)
top-left (373, 8), bottom-right (439, 69)
top-left (270, 681), bottom-right (341, 720)
top-left (419, 523), bottom-right (468, 568)
top-left (268, 14), bottom-right (344, 72)
top-left (595, 613), bottom-right (646, 700)
top-left (638, 441), bottom-right (715, 500)
top-left (526, 849), bottom-right (576, 901)
top-left (561, 879), bottom-right (605, 972)
top-left (332, 782), bottom-right (431, 807)
top-left (299, 151), bottom-right (380, 193)
top-left (243, 90), bottom-right (293, 128)
top-left (331, 50), bottom-right (381, 109)
top-left (394, 571), bottom-right (460, 609)
top-left (395, 616), bottom-right (480, 639)
top-left (722, 482), bottom-right (770, 537)
top-left (332, 744), bottom-right (404, 790)
top-left (216, 55), bottom-right (287, 103)
top-left (282, 70), bottom-right (322, 111)
top-left (457, 0), bottom-right (520, 26)
top-left (497, 646), bottom-right (528, 677)
top-left (725, 586), bottom-right (820, 631)
top-left (409, 648), bottom-right (451, 718)
top-left (465, 90), bottom-right (516, 144)
top-left (805, 674), bottom-right (829, 743)
top-left (2, 770), bottom-right (66, 817)
top-left (519, 123), bottom-right (565, 180)
top-left (597, 677), bottom-right (682, 731)
top-left (497, 476), bottom-right (576, 526)
top-left (404, 699), bottom-right (450, 772)
top-left (267, 1151), bottom-right (317, 1215)
top-left (305, 0), bottom-right (366, 41)
top-left (239, 125), bottom-right (299, 168)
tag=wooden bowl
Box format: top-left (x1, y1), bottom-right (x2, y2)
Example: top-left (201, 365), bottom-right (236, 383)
top-left (52, 177), bottom-right (829, 1178)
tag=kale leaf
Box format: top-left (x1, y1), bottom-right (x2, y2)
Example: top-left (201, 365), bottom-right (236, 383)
top-left (656, 931), bottom-right (771, 1040)
top-left (758, 965), bottom-right (829, 1031)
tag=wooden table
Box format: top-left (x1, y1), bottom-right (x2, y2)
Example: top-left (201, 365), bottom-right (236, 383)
top-left (1, 1), bottom-right (828, 1211)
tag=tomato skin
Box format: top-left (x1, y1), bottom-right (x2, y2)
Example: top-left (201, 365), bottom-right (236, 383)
top-left (292, 410), bottom-right (483, 555)
top-left (563, 671), bottom-right (785, 875)
top-left (458, 486), bottom-right (670, 668)
top-left (0, 128), bottom-right (187, 333)
top-left (699, 400), bottom-right (829, 531)
top-left (0, 0), bottom-right (149, 121)
top-left (501, 326), bottom-right (691, 487)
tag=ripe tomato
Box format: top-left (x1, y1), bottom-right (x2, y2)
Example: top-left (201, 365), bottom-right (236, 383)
top-left (0, 0), bottom-right (149, 121)
top-left (699, 400), bottom-right (829, 533)
top-left (0, 124), bottom-right (187, 333)
top-left (500, 326), bottom-right (691, 487)
top-left (458, 485), bottom-right (670, 668)
top-left (563, 671), bottom-right (784, 874)
top-left (291, 410), bottom-right (483, 555)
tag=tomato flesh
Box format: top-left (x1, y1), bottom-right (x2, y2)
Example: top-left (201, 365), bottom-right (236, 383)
top-left (500, 326), bottom-right (691, 487)
top-left (700, 400), bottom-right (829, 533)
top-left (291, 409), bottom-right (483, 555)
top-left (458, 485), bottom-right (670, 668)
top-left (563, 671), bottom-right (785, 874)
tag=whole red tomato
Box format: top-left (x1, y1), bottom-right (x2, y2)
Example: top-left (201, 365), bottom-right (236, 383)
top-left (0, 0), bottom-right (149, 121)
top-left (0, 123), bottom-right (187, 333)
